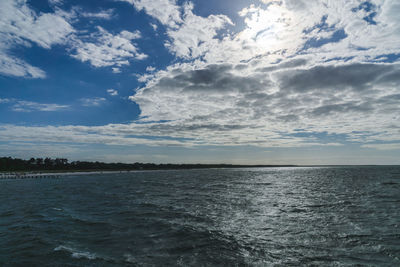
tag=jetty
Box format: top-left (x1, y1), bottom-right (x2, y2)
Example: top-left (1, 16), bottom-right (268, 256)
top-left (0, 172), bottom-right (61, 179)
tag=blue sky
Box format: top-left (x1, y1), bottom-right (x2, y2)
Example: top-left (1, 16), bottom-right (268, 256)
top-left (0, 0), bottom-right (400, 164)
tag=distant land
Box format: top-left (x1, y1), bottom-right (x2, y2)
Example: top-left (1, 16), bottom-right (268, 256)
top-left (0, 157), bottom-right (296, 172)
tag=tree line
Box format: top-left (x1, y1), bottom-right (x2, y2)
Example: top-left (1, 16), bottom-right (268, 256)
top-left (0, 156), bottom-right (295, 172)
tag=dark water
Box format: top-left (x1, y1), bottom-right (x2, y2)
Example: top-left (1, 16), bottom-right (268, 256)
top-left (1, 167), bottom-right (400, 266)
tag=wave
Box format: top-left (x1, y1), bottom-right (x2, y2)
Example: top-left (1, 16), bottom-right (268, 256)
top-left (54, 245), bottom-right (97, 260)
top-left (124, 253), bottom-right (137, 264)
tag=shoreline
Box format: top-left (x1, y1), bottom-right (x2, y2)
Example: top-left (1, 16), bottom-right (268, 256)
top-left (0, 170), bottom-right (135, 179)
top-left (2, 165), bottom-right (396, 179)
top-left (0, 166), bottom-right (299, 179)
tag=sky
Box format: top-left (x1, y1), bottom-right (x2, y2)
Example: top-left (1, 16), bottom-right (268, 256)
top-left (0, 0), bottom-right (400, 165)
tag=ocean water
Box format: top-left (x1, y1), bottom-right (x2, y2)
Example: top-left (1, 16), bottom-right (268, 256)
top-left (0, 166), bottom-right (399, 266)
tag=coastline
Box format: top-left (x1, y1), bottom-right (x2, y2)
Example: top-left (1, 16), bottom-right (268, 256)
top-left (0, 170), bottom-right (134, 179)
top-left (0, 165), bottom-right (299, 179)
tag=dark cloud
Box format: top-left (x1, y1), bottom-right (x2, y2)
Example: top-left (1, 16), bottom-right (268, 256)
top-left (376, 69), bottom-right (400, 84)
top-left (146, 122), bottom-right (257, 135)
top-left (277, 114), bottom-right (299, 122)
top-left (375, 94), bottom-right (400, 104)
top-left (310, 102), bottom-right (373, 116)
top-left (180, 64), bottom-right (232, 85)
top-left (153, 63), bottom-right (273, 93)
top-left (278, 63), bottom-right (394, 92)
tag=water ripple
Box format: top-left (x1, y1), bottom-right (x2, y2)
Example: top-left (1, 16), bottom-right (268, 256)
top-left (0, 166), bottom-right (399, 265)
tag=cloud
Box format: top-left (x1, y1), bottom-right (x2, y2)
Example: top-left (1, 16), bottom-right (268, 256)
top-left (120, 0), bottom-right (232, 59)
top-left (1, 0), bottom-right (400, 153)
top-left (0, 98), bottom-right (11, 103)
top-left (362, 143), bottom-right (400, 150)
top-left (107, 89), bottom-right (119, 96)
top-left (146, 66), bottom-right (156, 72)
top-left (130, 0), bottom-right (400, 67)
top-left (12, 101), bottom-right (69, 112)
top-left (61, 6), bottom-right (116, 21)
top-left (0, 53), bottom-right (46, 78)
top-left (121, 0), bottom-right (182, 28)
top-left (275, 63), bottom-right (394, 93)
top-left (131, 62), bottom-right (272, 122)
top-left (0, 1), bottom-right (147, 78)
top-left (118, 0), bottom-right (400, 149)
top-left (164, 2), bottom-right (233, 59)
top-left (150, 23), bottom-right (158, 31)
top-left (0, 124), bottom-right (189, 147)
top-left (0, 0), bottom-right (74, 78)
top-left (1, 98), bottom-right (69, 112)
top-left (79, 9), bottom-right (115, 20)
top-left (80, 97), bottom-right (107, 107)
top-left (128, 59), bottom-right (400, 147)
top-left (0, 0), bottom-right (74, 49)
top-left (71, 26), bottom-right (147, 68)
top-left (48, 0), bottom-right (63, 6)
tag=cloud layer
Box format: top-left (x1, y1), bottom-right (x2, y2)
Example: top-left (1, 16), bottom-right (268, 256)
top-left (0, 0), bottom-right (399, 159)
top-left (127, 0), bottom-right (400, 149)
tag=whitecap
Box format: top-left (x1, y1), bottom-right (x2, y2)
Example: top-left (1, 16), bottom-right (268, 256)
top-left (71, 252), bottom-right (97, 260)
top-left (52, 208), bottom-right (63, 211)
top-left (54, 245), bottom-right (73, 252)
top-left (54, 245), bottom-right (97, 260)
top-left (124, 253), bottom-right (136, 263)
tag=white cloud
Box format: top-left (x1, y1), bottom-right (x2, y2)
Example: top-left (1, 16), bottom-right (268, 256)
top-left (136, 73), bottom-right (155, 83)
top-left (362, 143), bottom-right (400, 150)
top-left (146, 66), bottom-right (156, 72)
top-left (112, 67), bottom-right (121, 73)
top-left (120, 0), bottom-right (232, 59)
top-left (12, 101), bottom-right (69, 112)
top-left (80, 97), bottom-right (107, 107)
top-left (71, 26), bottom-right (147, 68)
top-left (0, 53), bottom-right (46, 78)
top-left (0, 1), bottom-right (74, 48)
top-left (79, 9), bottom-right (115, 20)
top-left (0, 0), bottom-right (74, 78)
top-left (165, 2), bottom-right (233, 59)
top-left (0, 98), bottom-right (11, 103)
top-left (150, 23), bottom-right (158, 31)
top-left (1, 98), bottom-right (69, 112)
top-left (48, 0), bottom-right (63, 6)
top-left (0, 1), bottom-right (147, 77)
top-left (121, 0), bottom-right (182, 28)
top-left (107, 89), bottom-right (119, 96)
top-left (62, 6), bottom-right (116, 21)
top-left (0, 124), bottom-right (189, 147)
top-left (134, 0), bottom-right (400, 67)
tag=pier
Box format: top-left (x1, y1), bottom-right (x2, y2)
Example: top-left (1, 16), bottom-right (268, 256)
top-left (0, 172), bottom-right (61, 179)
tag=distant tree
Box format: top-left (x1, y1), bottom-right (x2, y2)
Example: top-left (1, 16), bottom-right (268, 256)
top-left (36, 158), bottom-right (43, 168)
top-left (28, 158), bottom-right (35, 165)
top-left (54, 158), bottom-right (67, 168)
top-left (44, 157), bottom-right (53, 168)
top-left (0, 156), bottom-right (293, 172)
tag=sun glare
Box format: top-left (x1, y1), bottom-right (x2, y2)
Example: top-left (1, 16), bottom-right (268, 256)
top-left (238, 4), bottom-right (294, 53)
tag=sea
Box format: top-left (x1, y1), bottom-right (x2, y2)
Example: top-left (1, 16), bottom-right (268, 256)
top-left (0, 166), bottom-right (399, 266)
